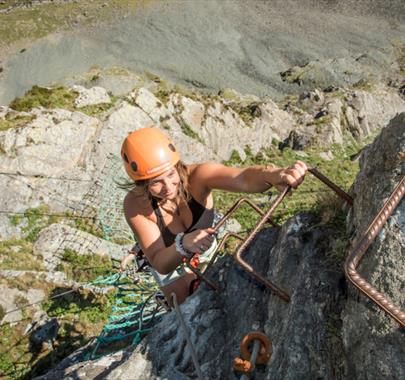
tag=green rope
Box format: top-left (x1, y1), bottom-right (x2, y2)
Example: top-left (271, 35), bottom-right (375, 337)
top-left (86, 269), bottom-right (165, 360)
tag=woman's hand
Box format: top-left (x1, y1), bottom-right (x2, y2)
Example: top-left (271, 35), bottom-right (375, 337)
top-left (182, 227), bottom-right (215, 253)
top-left (120, 251), bottom-right (136, 272)
top-left (267, 161), bottom-right (308, 192)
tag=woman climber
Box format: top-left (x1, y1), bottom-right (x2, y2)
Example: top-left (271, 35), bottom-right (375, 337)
top-left (120, 127), bottom-right (307, 305)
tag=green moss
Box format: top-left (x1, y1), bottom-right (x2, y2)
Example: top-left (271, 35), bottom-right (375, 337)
top-left (43, 289), bottom-right (112, 324)
top-left (154, 88), bottom-right (171, 105)
top-left (73, 216), bottom-right (104, 239)
top-left (229, 102), bottom-right (261, 126)
top-left (0, 239), bottom-right (43, 271)
top-left (56, 248), bottom-right (112, 283)
top-left (0, 114), bottom-right (36, 132)
top-left (312, 115), bottom-right (331, 126)
top-left (7, 205), bottom-right (62, 243)
top-left (0, 322), bottom-right (32, 379)
top-left (8, 214), bottom-right (23, 226)
top-left (9, 86), bottom-right (78, 112)
top-left (351, 78), bottom-right (374, 92)
top-left (22, 205), bottom-right (60, 242)
top-left (79, 101), bottom-right (115, 117)
top-left (0, 304), bottom-right (5, 322)
top-left (180, 122), bottom-right (204, 144)
top-left (0, 287), bottom-right (112, 379)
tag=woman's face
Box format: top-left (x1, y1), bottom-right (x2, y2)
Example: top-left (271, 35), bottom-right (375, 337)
top-left (147, 167), bottom-right (180, 200)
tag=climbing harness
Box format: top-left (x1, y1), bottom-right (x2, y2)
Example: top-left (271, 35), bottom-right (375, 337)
top-left (234, 331), bottom-right (272, 379)
top-left (344, 176), bottom-right (405, 328)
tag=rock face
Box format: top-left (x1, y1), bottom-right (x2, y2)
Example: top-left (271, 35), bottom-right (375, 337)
top-left (0, 284), bottom-right (44, 324)
top-left (72, 85), bottom-right (111, 107)
top-left (281, 85), bottom-right (405, 149)
top-left (342, 113), bottom-right (405, 379)
top-left (36, 216), bottom-right (346, 380)
top-left (1, 83), bottom-right (401, 237)
top-left (0, 79), bottom-right (403, 378)
top-left (34, 223), bottom-right (127, 271)
top-left (1, 84), bottom-right (403, 241)
top-left (35, 113), bottom-right (404, 379)
top-left (0, 107), bottom-right (100, 239)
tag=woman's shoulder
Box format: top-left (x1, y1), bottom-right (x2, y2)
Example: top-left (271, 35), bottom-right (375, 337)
top-left (187, 161), bottom-right (226, 182)
top-left (187, 162), bottom-right (216, 176)
top-left (123, 191), bottom-right (153, 218)
top-left (187, 162), bottom-right (219, 198)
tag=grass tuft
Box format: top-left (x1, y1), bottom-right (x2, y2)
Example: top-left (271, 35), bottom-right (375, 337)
top-left (56, 248), bottom-right (112, 283)
top-left (9, 86), bottom-right (78, 112)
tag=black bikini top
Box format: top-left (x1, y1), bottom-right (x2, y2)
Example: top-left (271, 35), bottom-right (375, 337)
top-left (151, 196), bottom-right (207, 247)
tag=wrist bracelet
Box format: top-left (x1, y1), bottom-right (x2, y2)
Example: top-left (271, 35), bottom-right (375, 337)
top-left (175, 232), bottom-right (193, 259)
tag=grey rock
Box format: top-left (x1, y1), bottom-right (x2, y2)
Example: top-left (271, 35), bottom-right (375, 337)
top-left (279, 129), bottom-right (313, 151)
top-left (342, 112), bottom-right (405, 380)
top-left (0, 284), bottom-right (45, 324)
top-left (319, 151), bottom-right (334, 161)
top-left (72, 85), bottom-right (111, 107)
top-left (34, 223), bottom-right (127, 271)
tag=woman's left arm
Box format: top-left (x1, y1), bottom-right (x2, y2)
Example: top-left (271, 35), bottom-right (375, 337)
top-left (192, 161), bottom-right (308, 193)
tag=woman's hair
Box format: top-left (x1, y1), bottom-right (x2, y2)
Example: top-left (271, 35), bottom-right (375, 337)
top-left (118, 160), bottom-right (191, 203)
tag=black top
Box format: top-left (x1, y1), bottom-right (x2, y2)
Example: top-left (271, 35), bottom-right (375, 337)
top-left (151, 196), bottom-right (207, 247)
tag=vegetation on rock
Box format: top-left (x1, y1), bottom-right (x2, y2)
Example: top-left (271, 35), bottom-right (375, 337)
top-left (0, 239), bottom-right (42, 271)
top-left (56, 248), bottom-right (112, 283)
top-left (0, 113), bottom-right (36, 132)
top-left (9, 86), bottom-right (78, 112)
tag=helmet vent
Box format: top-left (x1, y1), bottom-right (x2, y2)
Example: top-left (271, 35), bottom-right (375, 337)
top-left (131, 161), bottom-right (138, 172)
top-left (123, 153), bottom-right (129, 163)
top-left (168, 143), bottom-right (176, 152)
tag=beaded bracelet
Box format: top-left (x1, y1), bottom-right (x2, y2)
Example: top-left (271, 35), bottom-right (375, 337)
top-left (175, 232), bottom-right (193, 259)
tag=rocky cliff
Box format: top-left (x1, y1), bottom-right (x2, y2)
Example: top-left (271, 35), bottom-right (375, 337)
top-left (0, 1), bottom-right (404, 374)
top-left (0, 61), bottom-right (404, 377)
top-left (31, 112), bottom-right (404, 380)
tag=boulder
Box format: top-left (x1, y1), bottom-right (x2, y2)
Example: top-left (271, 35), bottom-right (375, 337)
top-left (72, 85), bottom-right (111, 107)
top-left (33, 223), bottom-right (128, 271)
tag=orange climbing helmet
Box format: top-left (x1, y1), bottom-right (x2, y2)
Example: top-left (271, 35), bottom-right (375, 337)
top-left (121, 127), bottom-right (180, 181)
